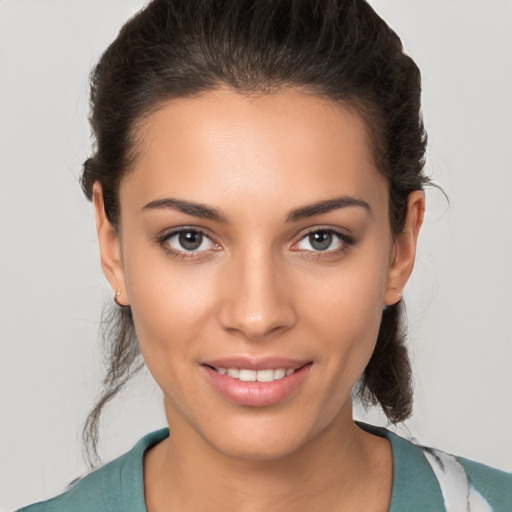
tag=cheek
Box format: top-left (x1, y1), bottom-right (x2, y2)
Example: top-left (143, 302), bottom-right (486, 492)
top-left (299, 246), bottom-right (390, 376)
top-left (122, 246), bottom-right (219, 366)
top-left (309, 284), bottom-right (383, 378)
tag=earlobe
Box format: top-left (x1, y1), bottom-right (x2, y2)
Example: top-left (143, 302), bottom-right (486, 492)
top-left (92, 183), bottom-right (129, 306)
top-left (384, 190), bottom-right (425, 306)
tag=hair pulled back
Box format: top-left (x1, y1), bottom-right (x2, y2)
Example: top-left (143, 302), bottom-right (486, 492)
top-left (81, 0), bottom-right (428, 465)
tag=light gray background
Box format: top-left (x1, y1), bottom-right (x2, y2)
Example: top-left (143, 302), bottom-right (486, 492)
top-left (1, 1), bottom-right (511, 510)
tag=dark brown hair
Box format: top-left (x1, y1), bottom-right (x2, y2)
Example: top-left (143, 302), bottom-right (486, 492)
top-left (81, 0), bottom-right (429, 465)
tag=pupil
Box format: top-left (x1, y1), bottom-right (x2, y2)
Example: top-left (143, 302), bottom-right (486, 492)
top-left (179, 231), bottom-right (202, 250)
top-left (310, 231), bottom-right (332, 251)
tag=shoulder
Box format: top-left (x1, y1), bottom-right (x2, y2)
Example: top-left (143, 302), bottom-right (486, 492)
top-left (15, 428), bottom-right (169, 512)
top-left (402, 437), bottom-right (512, 512)
top-left (358, 422), bottom-right (512, 512)
top-left (15, 464), bottom-right (109, 512)
top-left (456, 455), bottom-right (512, 511)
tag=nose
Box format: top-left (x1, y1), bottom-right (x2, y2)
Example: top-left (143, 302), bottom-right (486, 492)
top-left (217, 247), bottom-right (297, 341)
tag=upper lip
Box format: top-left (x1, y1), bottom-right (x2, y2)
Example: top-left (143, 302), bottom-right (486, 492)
top-left (201, 356), bottom-right (311, 371)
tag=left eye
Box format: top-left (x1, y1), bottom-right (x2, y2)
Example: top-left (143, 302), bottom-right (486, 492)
top-left (295, 230), bottom-right (347, 252)
top-left (163, 229), bottom-right (216, 252)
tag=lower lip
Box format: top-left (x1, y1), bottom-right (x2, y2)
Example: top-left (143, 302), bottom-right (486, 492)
top-left (202, 364), bottom-right (312, 407)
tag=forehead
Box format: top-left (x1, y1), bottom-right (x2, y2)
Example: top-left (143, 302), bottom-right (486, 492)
top-left (121, 89), bottom-right (388, 217)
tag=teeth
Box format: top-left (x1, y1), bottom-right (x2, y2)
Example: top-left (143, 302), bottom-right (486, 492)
top-left (238, 369), bottom-right (257, 381)
top-left (256, 369), bottom-right (274, 382)
top-left (217, 367), bottom-right (295, 382)
top-left (274, 368), bottom-right (286, 379)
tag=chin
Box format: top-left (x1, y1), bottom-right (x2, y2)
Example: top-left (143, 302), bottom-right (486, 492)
top-left (209, 429), bottom-right (309, 462)
top-left (197, 408), bottom-right (336, 463)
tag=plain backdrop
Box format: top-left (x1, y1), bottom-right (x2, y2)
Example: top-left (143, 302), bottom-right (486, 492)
top-left (1, 1), bottom-right (511, 510)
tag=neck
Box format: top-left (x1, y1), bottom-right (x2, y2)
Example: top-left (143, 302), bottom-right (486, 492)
top-left (144, 403), bottom-right (392, 512)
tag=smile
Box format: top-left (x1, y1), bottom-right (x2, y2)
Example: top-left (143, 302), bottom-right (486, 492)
top-left (202, 360), bottom-right (312, 407)
top-left (213, 367), bottom-right (296, 382)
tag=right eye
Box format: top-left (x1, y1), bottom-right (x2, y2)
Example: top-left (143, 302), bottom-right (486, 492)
top-left (159, 228), bottom-right (219, 258)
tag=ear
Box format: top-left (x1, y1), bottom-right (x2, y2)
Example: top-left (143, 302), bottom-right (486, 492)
top-left (384, 190), bottom-right (425, 306)
top-left (93, 183), bottom-right (129, 306)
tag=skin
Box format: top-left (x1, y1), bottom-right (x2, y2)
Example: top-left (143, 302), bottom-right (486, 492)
top-left (94, 89), bottom-right (424, 512)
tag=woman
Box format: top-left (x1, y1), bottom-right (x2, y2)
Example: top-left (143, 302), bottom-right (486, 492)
top-left (15, 0), bottom-right (511, 511)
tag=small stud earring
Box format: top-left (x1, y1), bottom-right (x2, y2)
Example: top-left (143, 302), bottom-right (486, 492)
top-left (383, 289), bottom-right (403, 311)
top-left (114, 290), bottom-right (126, 307)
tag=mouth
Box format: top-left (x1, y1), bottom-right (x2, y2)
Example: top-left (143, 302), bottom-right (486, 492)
top-left (204, 365), bottom-right (306, 383)
top-left (201, 359), bottom-right (313, 407)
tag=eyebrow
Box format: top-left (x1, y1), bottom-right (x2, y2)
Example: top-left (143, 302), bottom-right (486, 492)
top-left (141, 195), bottom-right (371, 223)
top-left (142, 197), bottom-right (229, 223)
top-left (285, 196), bottom-right (371, 222)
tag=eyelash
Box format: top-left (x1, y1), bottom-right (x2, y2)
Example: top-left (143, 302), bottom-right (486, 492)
top-left (156, 227), bottom-right (219, 261)
top-left (292, 228), bottom-right (355, 260)
top-left (156, 227), bottom-right (355, 261)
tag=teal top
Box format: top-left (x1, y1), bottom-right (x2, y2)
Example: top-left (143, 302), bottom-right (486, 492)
top-left (17, 425), bottom-right (512, 512)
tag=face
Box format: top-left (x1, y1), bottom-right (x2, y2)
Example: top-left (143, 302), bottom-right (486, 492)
top-left (95, 89), bottom-right (423, 461)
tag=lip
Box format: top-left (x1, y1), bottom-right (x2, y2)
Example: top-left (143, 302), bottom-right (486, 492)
top-left (201, 356), bottom-right (310, 371)
top-left (201, 357), bottom-right (312, 407)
